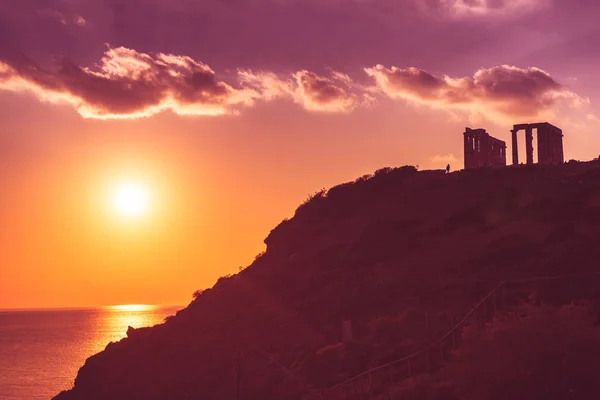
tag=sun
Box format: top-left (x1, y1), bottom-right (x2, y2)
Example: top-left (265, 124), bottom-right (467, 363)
top-left (111, 181), bottom-right (150, 218)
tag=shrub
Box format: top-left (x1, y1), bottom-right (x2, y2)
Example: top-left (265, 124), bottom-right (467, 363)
top-left (374, 167), bottom-right (392, 177)
top-left (305, 188), bottom-right (327, 204)
top-left (354, 174), bottom-right (373, 183)
top-left (445, 302), bottom-right (600, 400)
top-left (294, 188), bottom-right (327, 216)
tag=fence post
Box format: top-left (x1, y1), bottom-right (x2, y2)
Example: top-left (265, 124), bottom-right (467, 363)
top-left (408, 357), bottom-right (412, 377)
top-left (439, 342), bottom-right (444, 364)
top-left (493, 289), bottom-right (497, 317)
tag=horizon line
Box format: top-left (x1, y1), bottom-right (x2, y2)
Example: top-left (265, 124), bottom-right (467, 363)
top-left (0, 303), bottom-right (186, 312)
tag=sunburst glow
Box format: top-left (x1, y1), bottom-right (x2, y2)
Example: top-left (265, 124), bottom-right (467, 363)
top-left (111, 181), bottom-right (150, 218)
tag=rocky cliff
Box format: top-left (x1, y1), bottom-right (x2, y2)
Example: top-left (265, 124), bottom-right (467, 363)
top-left (53, 161), bottom-right (600, 400)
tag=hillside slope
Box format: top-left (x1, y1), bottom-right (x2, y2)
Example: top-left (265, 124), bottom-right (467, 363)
top-left (54, 161), bottom-right (600, 400)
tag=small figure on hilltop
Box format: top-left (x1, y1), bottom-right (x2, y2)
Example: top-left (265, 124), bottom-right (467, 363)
top-left (446, 164), bottom-right (451, 173)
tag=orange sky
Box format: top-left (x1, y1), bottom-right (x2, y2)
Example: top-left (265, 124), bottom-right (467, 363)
top-left (2, 0), bottom-right (600, 309)
top-left (0, 95), bottom-right (434, 308)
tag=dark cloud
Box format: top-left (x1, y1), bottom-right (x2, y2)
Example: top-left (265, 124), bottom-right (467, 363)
top-left (0, 0), bottom-right (549, 73)
top-left (0, 47), bottom-right (260, 118)
top-left (0, 0), bottom-right (594, 120)
top-left (0, 44), bottom-right (586, 120)
top-left (0, 0), bottom-right (596, 80)
top-left (0, 47), bottom-right (366, 118)
top-left (365, 64), bottom-right (586, 122)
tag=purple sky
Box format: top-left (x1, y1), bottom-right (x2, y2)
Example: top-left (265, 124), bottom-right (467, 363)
top-left (1, 0), bottom-right (600, 308)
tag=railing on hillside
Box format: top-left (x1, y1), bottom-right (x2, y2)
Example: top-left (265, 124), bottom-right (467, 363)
top-left (301, 272), bottom-right (600, 400)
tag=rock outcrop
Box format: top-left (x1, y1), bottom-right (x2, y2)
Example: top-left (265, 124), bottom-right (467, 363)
top-left (54, 161), bottom-right (600, 400)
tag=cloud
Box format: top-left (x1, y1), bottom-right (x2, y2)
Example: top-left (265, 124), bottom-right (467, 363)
top-left (293, 70), bottom-right (358, 112)
top-left (237, 70), bottom-right (293, 102)
top-left (0, 46), bottom-right (367, 119)
top-left (0, 46), bottom-right (263, 119)
top-left (430, 153), bottom-right (460, 164)
top-left (75, 16), bottom-right (87, 27)
top-left (239, 69), bottom-right (360, 113)
top-left (417, 0), bottom-right (549, 18)
top-left (364, 64), bottom-right (588, 123)
top-left (0, 44), bottom-right (589, 121)
top-left (587, 113), bottom-right (600, 122)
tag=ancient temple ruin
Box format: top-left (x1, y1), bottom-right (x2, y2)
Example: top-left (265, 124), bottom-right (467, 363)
top-left (511, 122), bottom-right (564, 165)
top-left (463, 127), bottom-right (507, 169)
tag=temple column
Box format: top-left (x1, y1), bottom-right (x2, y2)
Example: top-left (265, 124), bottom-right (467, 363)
top-left (525, 126), bottom-right (534, 164)
top-left (481, 133), bottom-right (489, 167)
top-left (558, 132), bottom-right (564, 163)
top-left (548, 131), bottom-right (553, 163)
top-left (511, 129), bottom-right (518, 165)
top-left (537, 127), bottom-right (546, 164)
top-left (463, 132), bottom-right (469, 169)
top-left (551, 131), bottom-right (558, 163)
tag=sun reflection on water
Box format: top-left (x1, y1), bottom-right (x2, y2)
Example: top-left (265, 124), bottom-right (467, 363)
top-left (105, 304), bottom-right (156, 312)
top-left (95, 304), bottom-right (163, 347)
top-left (0, 306), bottom-right (182, 400)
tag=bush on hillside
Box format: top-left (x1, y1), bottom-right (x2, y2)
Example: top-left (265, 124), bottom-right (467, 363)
top-left (354, 174), bottom-right (373, 183)
top-left (302, 341), bottom-right (374, 387)
top-left (374, 167), bottom-right (393, 176)
top-left (445, 302), bottom-right (600, 400)
top-left (294, 188), bottom-right (327, 217)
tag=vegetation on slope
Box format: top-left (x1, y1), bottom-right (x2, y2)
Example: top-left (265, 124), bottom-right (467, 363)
top-left (55, 160), bottom-right (600, 400)
top-left (382, 302), bottom-right (600, 400)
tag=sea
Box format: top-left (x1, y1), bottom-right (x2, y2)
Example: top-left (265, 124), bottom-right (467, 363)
top-left (0, 305), bottom-right (183, 400)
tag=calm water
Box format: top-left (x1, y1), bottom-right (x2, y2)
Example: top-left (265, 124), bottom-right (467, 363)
top-left (0, 305), bottom-right (182, 400)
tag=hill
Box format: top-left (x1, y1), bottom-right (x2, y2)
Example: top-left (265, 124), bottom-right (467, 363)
top-left (53, 160), bottom-right (600, 400)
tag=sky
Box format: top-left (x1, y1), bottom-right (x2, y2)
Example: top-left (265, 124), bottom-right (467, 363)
top-left (1, 0), bottom-right (600, 309)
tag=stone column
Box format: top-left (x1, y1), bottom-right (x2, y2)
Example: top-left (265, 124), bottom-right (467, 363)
top-left (537, 127), bottom-right (546, 164)
top-left (511, 129), bottom-right (518, 165)
top-left (556, 132), bottom-right (561, 163)
top-left (545, 129), bottom-right (552, 164)
top-left (525, 126), bottom-right (534, 164)
top-left (558, 132), bottom-right (564, 163)
top-left (463, 131), bottom-right (470, 169)
top-left (550, 130), bottom-right (557, 163)
top-left (481, 133), bottom-right (489, 167)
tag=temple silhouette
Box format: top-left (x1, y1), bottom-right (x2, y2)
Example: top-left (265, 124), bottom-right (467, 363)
top-left (463, 122), bottom-right (564, 170)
